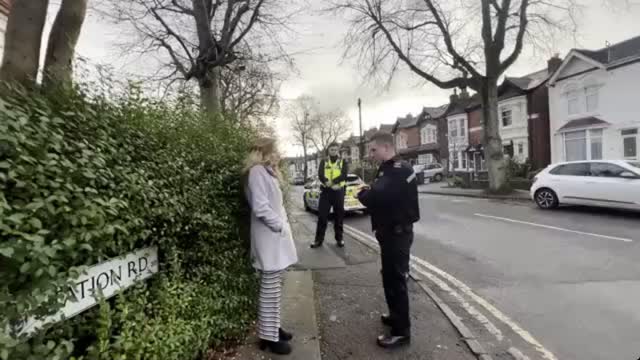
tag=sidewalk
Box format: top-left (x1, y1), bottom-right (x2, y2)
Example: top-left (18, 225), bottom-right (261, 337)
top-left (418, 182), bottom-right (531, 201)
top-left (234, 209), bottom-right (477, 360)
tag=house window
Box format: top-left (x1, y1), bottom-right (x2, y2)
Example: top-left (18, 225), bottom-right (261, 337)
top-left (501, 108), bottom-right (513, 127)
top-left (429, 127), bottom-right (437, 143)
top-left (452, 151), bottom-right (459, 170)
top-left (563, 129), bottom-right (603, 161)
top-left (449, 120), bottom-right (458, 138)
top-left (459, 119), bottom-right (467, 138)
top-left (622, 129), bottom-right (638, 159)
top-left (567, 89), bottom-right (580, 115)
top-left (421, 125), bottom-right (437, 144)
top-left (418, 154), bottom-right (434, 164)
top-left (461, 152), bottom-right (467, 169)
top-left (397, 133), bottom-right (408, 149)
top-left (585, 86), bottom-right (599, 112)
top-left (518, 143), bottom-right (524, 155)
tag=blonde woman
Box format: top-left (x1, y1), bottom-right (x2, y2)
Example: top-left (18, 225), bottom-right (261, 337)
top-left (243, 137), bottom-right (298, 355)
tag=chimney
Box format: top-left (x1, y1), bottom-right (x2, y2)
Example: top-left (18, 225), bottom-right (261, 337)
top-left (449, 88), bottom-right (459, 104)
top-left (547, 54), bottom-right (562, 75)
top-left (459, 87), bottom-right (470, 100)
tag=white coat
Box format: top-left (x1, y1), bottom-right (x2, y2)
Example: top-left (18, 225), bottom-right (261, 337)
top-left (245, 165), bottom-right (298, 271)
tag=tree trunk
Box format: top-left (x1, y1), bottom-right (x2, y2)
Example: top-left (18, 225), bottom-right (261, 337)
top-left (302, 138), bottom-right (308, 180)
top-left (0, 0), bottom-right (49, 87)
top-left (480, 78), bottom-right (508, 192)
top-left (43, 0), bottom-right (88, 90)
top-left (199, 68), bottom-right (222, 116)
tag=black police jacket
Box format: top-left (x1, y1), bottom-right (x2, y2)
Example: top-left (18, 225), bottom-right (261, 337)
top-left (357, 158), bottom-right (420, 231)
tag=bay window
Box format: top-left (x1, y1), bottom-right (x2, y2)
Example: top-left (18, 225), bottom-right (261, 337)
top-left (563, 128), bottom-right (603, 161)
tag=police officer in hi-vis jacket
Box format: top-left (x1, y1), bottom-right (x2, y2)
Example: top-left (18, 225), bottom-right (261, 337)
top-left (311, 142), bottom-right (349, 248)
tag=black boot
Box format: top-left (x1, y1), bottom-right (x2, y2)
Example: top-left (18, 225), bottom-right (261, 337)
top-left (336, 240), bottom-right (345, 248)
top-left (259, 339), bottom-right (292, 355)
top-left (279, 327), bottom-right (293, 341)
top-left (377, 334), bottom-right (411, 349)
top-left (310, 240), bottom-right (323, 248)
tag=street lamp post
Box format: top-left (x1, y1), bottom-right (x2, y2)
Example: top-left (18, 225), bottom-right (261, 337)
top-left (357, 98), bottom-right (364, 180)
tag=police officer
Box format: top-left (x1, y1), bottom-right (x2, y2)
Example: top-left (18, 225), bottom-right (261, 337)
top-left (311, 142), bottom-right (349, 248)
top-left (356, 132), bottom-right (419, 349)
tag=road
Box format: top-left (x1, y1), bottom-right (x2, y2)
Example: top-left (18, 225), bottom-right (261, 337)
top-left (292, 186), bottom-right (640, 360)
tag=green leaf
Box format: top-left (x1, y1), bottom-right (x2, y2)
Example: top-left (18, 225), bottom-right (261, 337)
top-left (0, 247), bottom-right (14, 257)
top-left (7, 213), bottom-right (27, 224)
top-left (20, 262), bottom-right (30, 273)
top-left (0, 161), bottom-right (10, 169)
top-left (28, 217), bottom-right (43, 229)
top-left (47, 340), bottom-right (56, 350)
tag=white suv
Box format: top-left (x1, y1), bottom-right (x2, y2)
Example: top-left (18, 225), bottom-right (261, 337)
top-left (530, 160), bottom-right (640, 211)
top-left (423, 163), bottom-right (444, 182)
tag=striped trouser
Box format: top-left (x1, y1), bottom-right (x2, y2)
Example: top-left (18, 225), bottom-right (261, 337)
top-left (257, 270), bottom-right (284, 342)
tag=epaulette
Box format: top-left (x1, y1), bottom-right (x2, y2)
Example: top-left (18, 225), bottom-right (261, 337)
top-left (394, 161), bottom-right (402, 168)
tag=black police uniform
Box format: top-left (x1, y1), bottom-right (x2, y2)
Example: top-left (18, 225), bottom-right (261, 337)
top-left (357, 157), bottom-right (420, 340)
top-left (313, 156), bottom-right (349, 247)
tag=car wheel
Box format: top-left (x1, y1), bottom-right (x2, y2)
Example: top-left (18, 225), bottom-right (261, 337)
top-left (534, 188), bottom-right (559, 209)
top-left (434, 173), bottom-right (443, 182)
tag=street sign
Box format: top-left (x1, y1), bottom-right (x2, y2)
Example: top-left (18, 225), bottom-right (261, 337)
top-left (9, 247), bottom-right (159, 338)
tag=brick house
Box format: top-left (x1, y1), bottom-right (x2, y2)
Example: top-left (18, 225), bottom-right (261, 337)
top-left (496, 56), bottom-right (561, 169)
top-left (392, 114), bottom-right (421, 164)
top-left (414, 105), bottom-right (449, 165)
top-left (464, 98), bottom-right (485, 173)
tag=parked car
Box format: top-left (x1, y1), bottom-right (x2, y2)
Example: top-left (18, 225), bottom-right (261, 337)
top-left (423, 163), bottom-right (444, 182)
top-left (303, 174), bottom-right (367, 213)
top-left (530, 160), bottom-right (640, 211)
top-left (290, 174), bottom-right (305, 186)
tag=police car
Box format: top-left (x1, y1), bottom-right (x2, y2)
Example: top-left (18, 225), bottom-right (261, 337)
top-left (303, 174), bottom-right (367, 213)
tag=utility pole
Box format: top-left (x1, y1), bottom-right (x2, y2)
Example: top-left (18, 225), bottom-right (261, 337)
top-left (357, 98), bottom-right (364, 180)
top-left (302, 111), bottom-right (309, 181)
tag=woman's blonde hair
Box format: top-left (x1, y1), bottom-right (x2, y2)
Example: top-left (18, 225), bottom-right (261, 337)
top-left (242, 137), bottom-right (281, 178)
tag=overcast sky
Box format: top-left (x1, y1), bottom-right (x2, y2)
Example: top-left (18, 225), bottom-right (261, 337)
top-left (45, 0), bottom-right (640, 156)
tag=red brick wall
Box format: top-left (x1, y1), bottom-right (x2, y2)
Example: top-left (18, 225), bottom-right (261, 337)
top-left (399, 127), bottom-right (420, 148)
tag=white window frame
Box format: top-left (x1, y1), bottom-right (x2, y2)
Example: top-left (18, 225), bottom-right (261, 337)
top-left (448, 119), bottom-right (458, 138)
top-left (622, 128), bottom-right (638, 160)
top-left (501, 108), bottom-right (513, 127)
top-left (459, 118), bottom-right (467, 138)
top-left (566, 87), bottom-right (580, 115)
top-left (397, 133), bottom-right (408, 149)
top-left (428, 126), bottom-right (437, 144)
top-left (420, 126), bottom-right (428, 145)
top-left (562, 128), bottom-right (604, 161)
top-left (585, 85), bottom-right (599, 112)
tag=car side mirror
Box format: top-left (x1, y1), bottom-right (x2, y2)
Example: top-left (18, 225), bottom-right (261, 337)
top-left (620, 171), bottom-right (640, 179)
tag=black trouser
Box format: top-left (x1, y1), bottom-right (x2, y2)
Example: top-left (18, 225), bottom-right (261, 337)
top-left (315, 188), bottom-right (345, 243)
top-left (376, 225), bottom-right (413, 336)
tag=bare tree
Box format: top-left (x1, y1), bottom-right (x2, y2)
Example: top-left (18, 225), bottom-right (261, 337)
top-left (43, 0), bottom-right (89, 89)
top-left (220, 59), bottom-right (280, 123)
top-left (0, 0), bottom-right (49, 87)
top-left (288, 95), bottom-right (317, 180)
top-left (104, 0), bottom-right (294, 117)
top-left (309, 109), bottom-right (351, 157)
top-left (331, 0), bottom-right (579, 192)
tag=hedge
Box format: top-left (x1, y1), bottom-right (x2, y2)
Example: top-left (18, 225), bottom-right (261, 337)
top-left (0, 84), bottom-right (259, 360)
